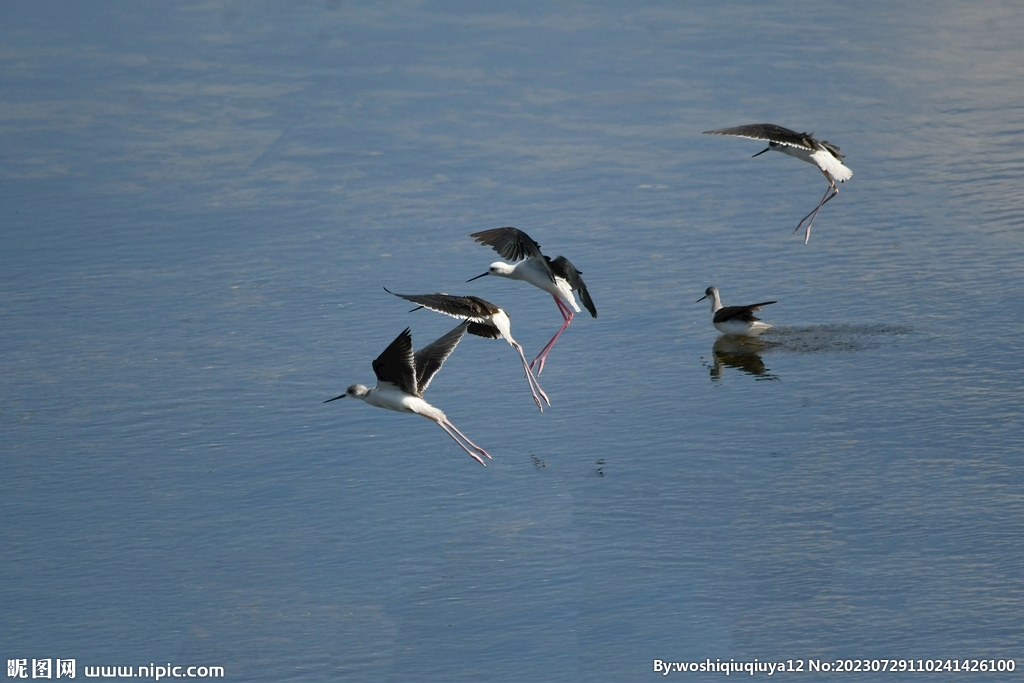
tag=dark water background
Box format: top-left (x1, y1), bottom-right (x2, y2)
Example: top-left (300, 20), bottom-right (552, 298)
top-left (3, 2), bottom-right (1023, 680)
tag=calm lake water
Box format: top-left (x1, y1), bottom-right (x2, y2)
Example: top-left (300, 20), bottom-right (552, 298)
top-left (2, 2), bottom-right (1023, 681)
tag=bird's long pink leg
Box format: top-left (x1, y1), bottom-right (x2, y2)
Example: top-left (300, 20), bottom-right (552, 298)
top-left (795, 175), bottom-right (838, 244)
top-left (510, 340), bottom-right (550, 410)
top-left (433, 418), bottom-right (488, 466)
top-left (441, 417), bottom-right (492, 460)
top-left (530, 296), bottom-right (574, 375)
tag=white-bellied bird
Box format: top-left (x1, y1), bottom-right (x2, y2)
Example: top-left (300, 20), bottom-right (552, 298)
top-left (696, 286), bottom-right (777, 338)
top-left (468, 227), bottom-right (596, 375)
top-left (324, 323), bottom-right (492, 466)
top-left (703, 123), bottom-right (852, 243)
top-left (384, 288), bottom-right (550, 412)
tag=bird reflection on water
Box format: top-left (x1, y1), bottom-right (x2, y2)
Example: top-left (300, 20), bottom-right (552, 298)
top-left (707, 336), bottom-right (778, 381)
top-left (704, 324), bottom-right (914, 381)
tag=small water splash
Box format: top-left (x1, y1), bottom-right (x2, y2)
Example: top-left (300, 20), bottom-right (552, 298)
top-left (759, 324), bottom-right (914, 354)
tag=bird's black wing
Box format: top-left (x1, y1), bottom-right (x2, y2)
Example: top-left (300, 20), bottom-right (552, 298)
top-left (550, 256), bottom-right (597, 318)
top-left (713, 301), bottom-right (777, 324)
top-left (704, 124), bottom-right (818, 152)
top-left (467, 322), bottom-right (502, 339)
top-left (385, 288), bottom-right (500, 322)
top-left (414, 321), bottom-right (468, 394)
top-left (469, 227), bottom-right (544, 262)
top-left (372, 328), bottom-right (418, 396)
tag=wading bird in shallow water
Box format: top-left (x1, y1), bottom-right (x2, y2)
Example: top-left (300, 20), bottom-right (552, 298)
top-left (703, 123), bottom-right (852, 244)
top-left (324, 322), bottom-right (492, 466)
top-left (383, 288), bottom-right (550, 412)
top-left (467, 227), bottom-right (596, 375)
top-left (697, 286), bottom-right (776, 338)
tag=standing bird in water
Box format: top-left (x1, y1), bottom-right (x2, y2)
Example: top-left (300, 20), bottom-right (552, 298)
top-left (697, 286), bottom-right (777, 338)
top-left (703, 124), bottom-right (852, 244)
top-left (468, 227), bottom-right (596, 375)
top-left (324, 323), bottom-right (492, 466)
top-left (383, 288), bottom-right (550, 412)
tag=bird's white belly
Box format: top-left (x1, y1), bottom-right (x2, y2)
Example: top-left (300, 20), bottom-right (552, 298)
top-left (515, 259), bottom-right (556, 289)
top-left (553, 279), bottom-right (581, 312)
top-left (516, 261), bottom-right (581, 311)
top-left (713, 320), bottom-right (771, 337)
top-left (365, 387), bottom-right (444, 420)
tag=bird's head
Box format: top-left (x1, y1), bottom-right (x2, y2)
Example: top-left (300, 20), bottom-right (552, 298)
top-left (696, 286), bottom-right (718, 303)
top-left (324, 384), bottom-right (370, 403)
top-left (696, 286), bottom-right (721, 311)
top-left (467, 262), bottom-right (514, 282)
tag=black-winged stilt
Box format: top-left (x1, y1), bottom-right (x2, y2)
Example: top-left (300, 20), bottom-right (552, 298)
top-left (703, 124), bottom-right (852, 243)
top-left (467, 227), bottom-right (596, 375)
top-left (383, 288), bottom-right (550, 412)
top-left (697, 286), bottom-right (777, 338)
top-left (324, 323), bottom-right (492, 466)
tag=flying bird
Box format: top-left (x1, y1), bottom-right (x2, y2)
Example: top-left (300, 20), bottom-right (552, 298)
top-left (696, 286), bottom-right (776, 338)
top-left (324, 323), bottom-right (492, 466)
top-left (703, 123), bottom-right (852, 243)
top-left (384, 288), bottom-right (550, 412)
top-left (468, 227), bottom-right (596, 375)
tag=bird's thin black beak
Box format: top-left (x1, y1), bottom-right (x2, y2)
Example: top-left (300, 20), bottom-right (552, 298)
top-left (696, 295), bottom-right (708, 303)
top-left (751, 147), bottom-right (770, 158)
top-left (466, 272), bottom-right (488, 282)
top-left (324, 394), bottom-right (346, 403)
